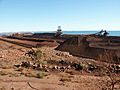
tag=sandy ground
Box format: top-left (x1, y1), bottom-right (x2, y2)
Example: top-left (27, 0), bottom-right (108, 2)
top-left (0, 40), bottom-right (119, 90)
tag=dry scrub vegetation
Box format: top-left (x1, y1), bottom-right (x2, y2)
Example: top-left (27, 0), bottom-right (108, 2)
top-left (0, 40), bottom-right (119, 90)
top-left (98, 50), bottom-right (120, 90)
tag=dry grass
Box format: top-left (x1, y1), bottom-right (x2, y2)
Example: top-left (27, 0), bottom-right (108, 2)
top-left (98, 50), bottom-right (120, 90)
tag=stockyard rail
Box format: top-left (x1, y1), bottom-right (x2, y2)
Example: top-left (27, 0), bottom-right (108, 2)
top-left (0, 36), bottom-right (40, 48)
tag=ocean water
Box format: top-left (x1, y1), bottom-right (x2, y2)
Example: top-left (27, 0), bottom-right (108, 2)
top-left (63, 31), bottom-right (120, 36)
top-left (0, 31), bottom-right (120, 36)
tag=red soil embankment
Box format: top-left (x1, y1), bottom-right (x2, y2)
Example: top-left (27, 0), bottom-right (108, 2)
top-left (56, 35), bottom-right (120, 63)
top-left (0, 37), bottom-right (58, 48)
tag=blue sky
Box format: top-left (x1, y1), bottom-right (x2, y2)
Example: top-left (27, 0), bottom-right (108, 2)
top-left (0, 0), bottom-right (120, 32)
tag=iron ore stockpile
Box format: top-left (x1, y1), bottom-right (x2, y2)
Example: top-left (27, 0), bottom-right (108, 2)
top-left (0, 32), bottom-right (120, 64)
top-left (0, 33), bottom-right (61, 48)
top-left (56, 35), bottom-right (120, 64)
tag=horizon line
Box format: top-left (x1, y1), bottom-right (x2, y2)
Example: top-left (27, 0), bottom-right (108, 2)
top-left (0, 30), bottom-right (120, 34)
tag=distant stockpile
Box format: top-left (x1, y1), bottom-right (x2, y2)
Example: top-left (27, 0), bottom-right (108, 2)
top-left (0, 36), bottom-right (59, 48)
top-left (56, 35), bottom-right (120, 63)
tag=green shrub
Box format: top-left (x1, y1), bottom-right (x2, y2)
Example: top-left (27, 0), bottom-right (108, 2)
top-left (35, 50), bottom-right (43, 60)
top-left (75, 63), bottom-right (84, 70)
top-left (40, 60), bottom-right (47, 65)
top-left (26, 49), bottom-right (43, 60)
top-left (36, 72), bottom-right (47, 79)
top-left (0, 71), bottom-right (8, 76)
